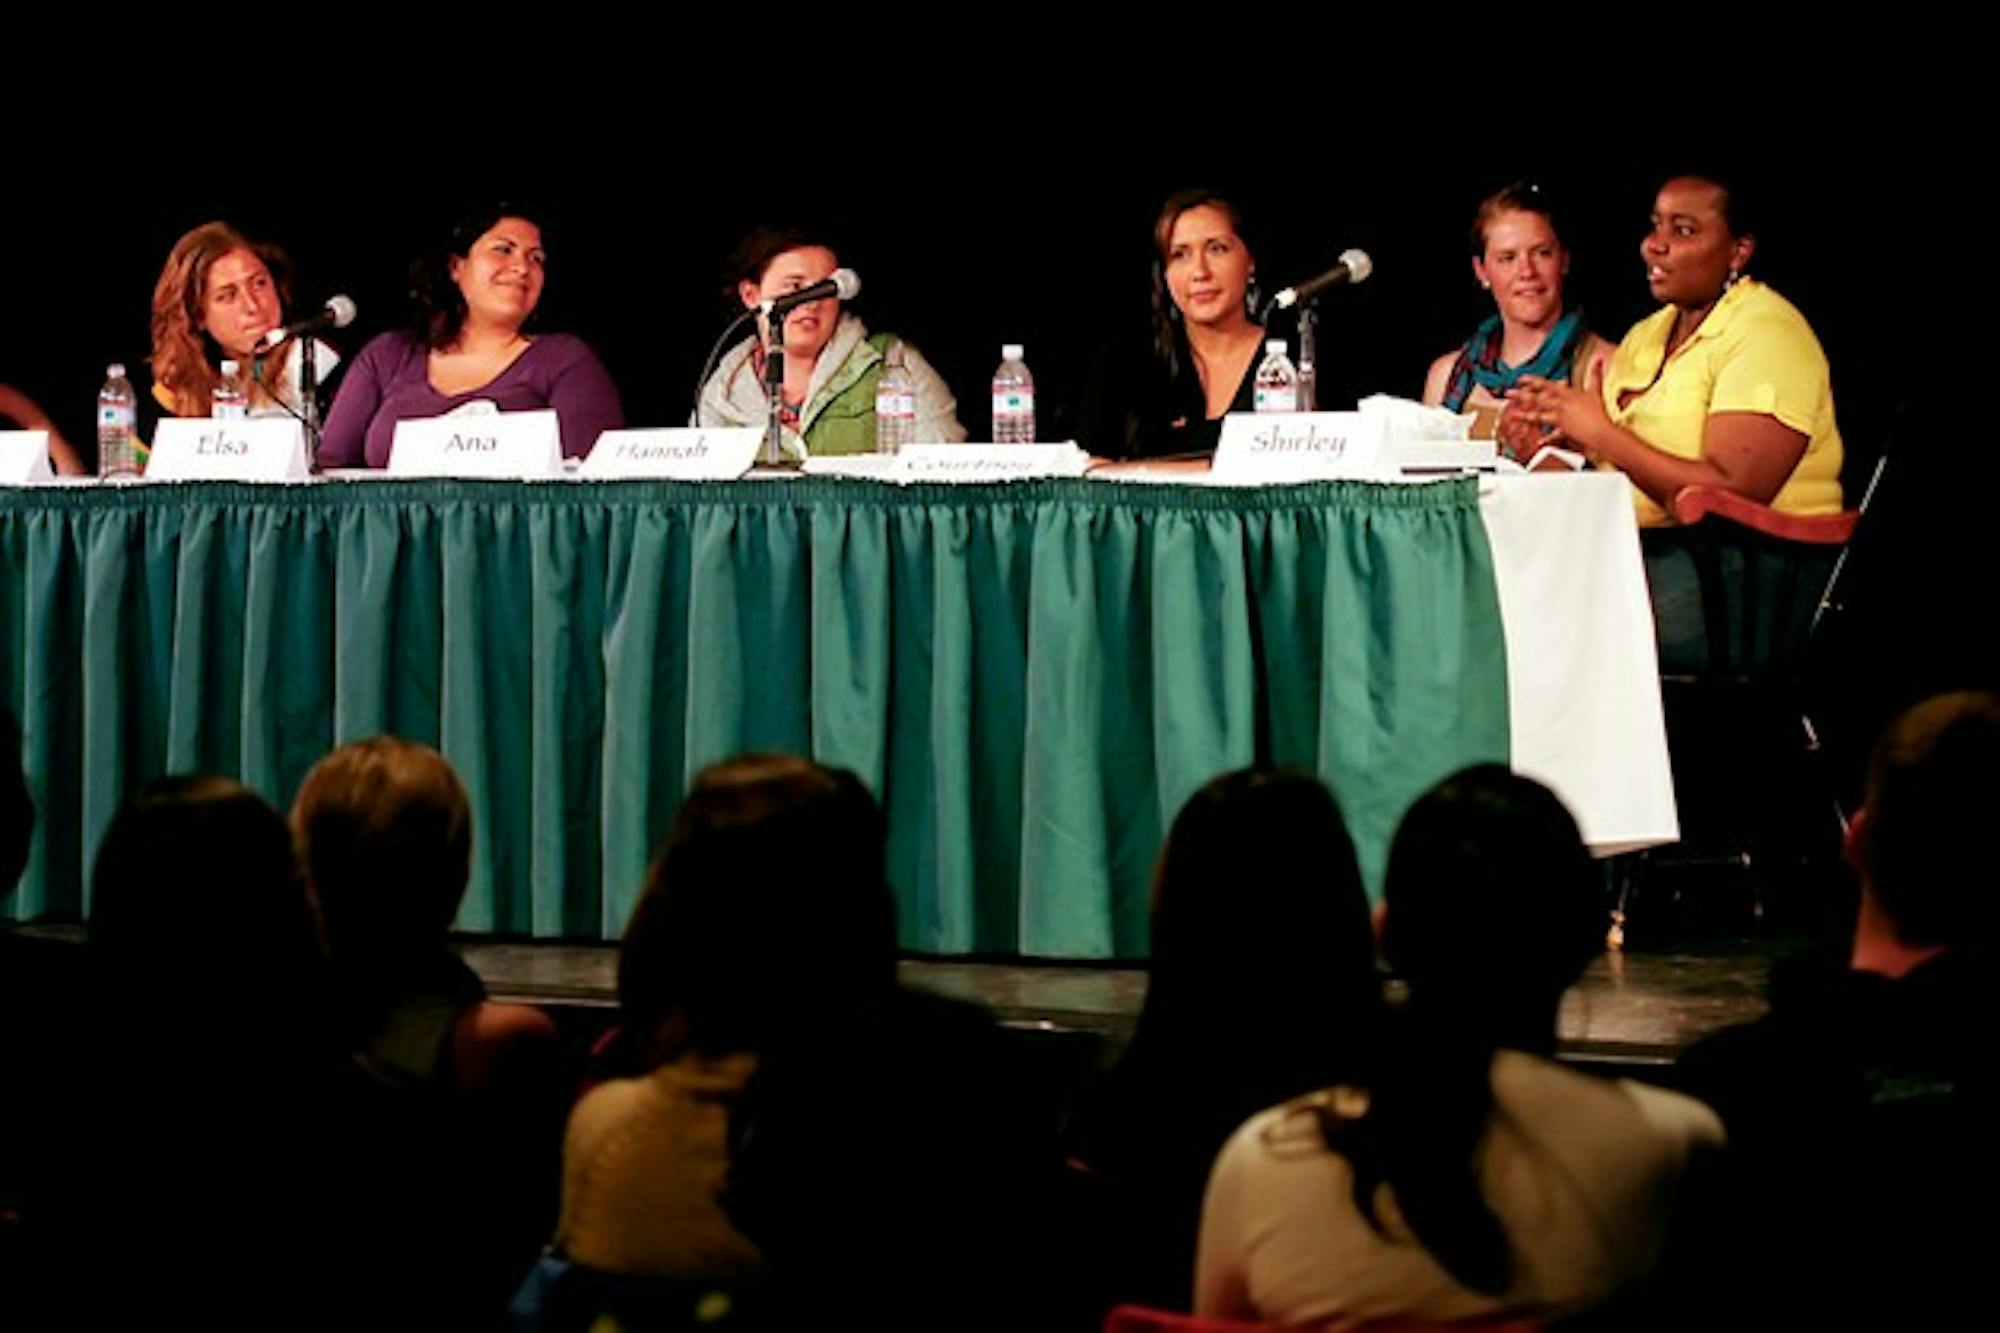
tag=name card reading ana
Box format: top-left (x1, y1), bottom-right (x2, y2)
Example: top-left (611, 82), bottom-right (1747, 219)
top-left (0, 430), bottom-right (54, 485)
top-left (1213, 413), bottom-right (1388, 482)
top-left (894, 443), bottom-right (1090, 483)
top-left (147, 417), bottom-right (308, 482)
top-left (578, 428), bottom-right (761, 481)
top-left (389, 409), bottom-right (562, 479)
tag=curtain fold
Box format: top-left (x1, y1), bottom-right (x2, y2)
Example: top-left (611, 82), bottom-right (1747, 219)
top-left (1, 477), bottom-right (1508, 956)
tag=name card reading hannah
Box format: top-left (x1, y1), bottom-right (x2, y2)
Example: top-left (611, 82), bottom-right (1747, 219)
top-left (1212, 413), bottom-right (1388, 483)
top-left (892, 443), bottom-right (1090, 483)
top-left (390, 409), bottom-right (562, 479)
top-left (0, 430), bottom-right (54, 485)
top-left (579, 427), bottom-right (761, 481)
top-left (147, 417), bottom-right (308, 482)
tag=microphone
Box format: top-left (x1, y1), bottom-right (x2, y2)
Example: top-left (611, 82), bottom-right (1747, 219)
top-left (258, 294), bottom-right (358, 351)
top-left (764, 269), bottom-right (860, 316)
top-left (1270, 250), bottom-right (1373, 311)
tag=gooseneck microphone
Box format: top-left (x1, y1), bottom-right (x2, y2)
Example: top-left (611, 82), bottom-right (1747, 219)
top-left (1269, 250), bottom-right (1373, 311)
top-left (258, 294), bottom-right (359, 351)
top-left (763, 269), bottom-right (860, 317)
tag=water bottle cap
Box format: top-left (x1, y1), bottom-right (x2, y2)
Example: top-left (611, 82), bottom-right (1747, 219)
top-left (1001, 343), bottom-right (1024, 362)
top-left (1265, 339), bottom-right (1287, 355)
top-left (220, 360), bottom-right (239, 376)
top-left (106, 362), bottom-right (125, 378)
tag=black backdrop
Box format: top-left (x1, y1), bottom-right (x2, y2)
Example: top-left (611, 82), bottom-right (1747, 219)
top-left (4, 57), bottom-right (1988, 774)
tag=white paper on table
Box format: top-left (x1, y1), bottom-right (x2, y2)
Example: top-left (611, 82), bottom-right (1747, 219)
top-left (146, 418), bottom-right (309, 482)
top-left (578, 428), bottom-right (760, 481)
top-left (0, 430), bottom-right (54, 485)
top-left (389, 408), bottom-right (562, 479)
top-left (1212, 412), bottom-right (1389, 481)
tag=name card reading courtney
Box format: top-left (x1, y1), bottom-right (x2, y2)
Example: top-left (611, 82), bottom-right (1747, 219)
top-left (1213, 413), bottom-right (1388, 482)
top-left (893, 443), bottom-right (1090, 483)
top-left (0, 430), bottom-right (54, 485)
top-left (579, 427), bottom-right (761, 481)
top-left (147, 418), bottom-right (308, 482)
top-left (390, 409), bottom-right (562, 479)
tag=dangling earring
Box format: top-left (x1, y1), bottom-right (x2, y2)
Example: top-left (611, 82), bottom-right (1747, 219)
top-left (1725, 267), bottom-right (1742, 291)
top-left (1245, 273), bottom-right (1262, 319)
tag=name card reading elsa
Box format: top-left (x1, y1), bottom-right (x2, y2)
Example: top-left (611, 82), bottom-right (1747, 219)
top-left (0, 430), bottom-right (54, 486)
top-left (578, 428), bottom-right (761, 481)
top-left (1212, 412), bottom-right (1389, 484)
top-left (147, 418), bottom-right (309, 482)
top-left (389, 407), bottom-right (562, 479)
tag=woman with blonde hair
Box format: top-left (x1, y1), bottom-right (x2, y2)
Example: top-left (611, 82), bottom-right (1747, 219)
top-left (149, 220), bottom-right (338, 420)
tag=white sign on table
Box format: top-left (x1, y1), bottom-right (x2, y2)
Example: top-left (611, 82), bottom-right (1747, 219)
top-left (579, 427), bottom-right (760, 481)
top-left (1212, 412), bottom-right (1388, 483)
top-left (893, 443), bottom-right (1090, 483)
top-left (0, 430), bottom-right (53, 485)
top-left (389, 408), bottom-right (562, 479)
top-left (147, 418), bottom-right (309, 482)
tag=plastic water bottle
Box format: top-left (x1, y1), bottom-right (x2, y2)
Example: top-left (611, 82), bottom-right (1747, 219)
top-left (991, 343), bottom-right (1035, 444)
top-left (96, 362), bottom-right (139, 478)
top-left (1254, 340), bottom-right (1300, 414)
top-left (874, 348), bottom-right (916, 454)
top-left (213, 360), bottom-right (248, 419)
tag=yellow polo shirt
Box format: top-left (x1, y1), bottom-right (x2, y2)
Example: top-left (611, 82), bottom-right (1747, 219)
top-left (1600, 279), bottom-right (1844, 526)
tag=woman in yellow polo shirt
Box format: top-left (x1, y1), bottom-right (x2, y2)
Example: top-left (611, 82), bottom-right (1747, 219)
top-left (1503, 173), bottom-right (1843, 526)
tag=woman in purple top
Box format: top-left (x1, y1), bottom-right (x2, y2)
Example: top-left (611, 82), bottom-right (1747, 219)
top-left (320, 204), bottom-right (623, 468)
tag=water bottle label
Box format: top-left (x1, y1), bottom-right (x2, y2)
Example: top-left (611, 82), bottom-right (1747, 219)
top-left (1254, 387), bottom-right (1297, 413)
top-left (993, 391), bottom-right (1033, 414)
top-left (876, 391), bottom-right (916, 418)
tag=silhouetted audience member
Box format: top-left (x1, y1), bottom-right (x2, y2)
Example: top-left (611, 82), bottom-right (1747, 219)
top-left (1196, 766), bottom-right (1723, 1327)
top-left (292, 735), bottom-right (565, 1320)
top-left (1676, 691), bottom-right (2000, 1326)
top-left (541, 754), bottom-right (1053, 1332)
top-left (27, 776), bottom-right (375, 1327)
top-left (1063, 768), bottom-right (1382, 1317)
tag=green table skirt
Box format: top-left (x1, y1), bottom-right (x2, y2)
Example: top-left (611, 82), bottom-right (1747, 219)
top-left (2, 477), bottom-right (1508, 957)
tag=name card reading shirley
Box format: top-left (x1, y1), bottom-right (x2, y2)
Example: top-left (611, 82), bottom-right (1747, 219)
top-left (390, 409), bottom-right (562, 479)
top-left (1213, 413), bottom-right (1388, 482)
top-left (147, 418), bottom-right (308, 482)
top-left (0, 430), bottom-right (53, 485)
top-left (579, 428), bottom-right (761, 480)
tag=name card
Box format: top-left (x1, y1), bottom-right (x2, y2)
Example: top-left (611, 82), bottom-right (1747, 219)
top-left (390, 409), bottom-right (562, 479)
top-left (1213, 412), bottom-right (1388, 482)
top-left (147, 417), bottom-right (308, 482)
top-left (893, 443), bottom-right (1090, 483)
top-left (0, 430), bottom-right (53, 485)
top-left (579, 427), bottom-right (760, 481)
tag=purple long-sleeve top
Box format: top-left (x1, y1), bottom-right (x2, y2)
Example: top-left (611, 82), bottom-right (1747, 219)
top-left (319, 330), bottom-right (624, 468)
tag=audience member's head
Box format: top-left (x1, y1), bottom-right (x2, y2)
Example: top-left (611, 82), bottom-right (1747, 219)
top-left (1137, 767), bottom-right (1379, 1083)
top-left (90, 775), bottom-right (327, 1046)
top-left (618, 754), bottom-right (896, 1064)
top-left (3, 709), bottom-right (29, 899)
top-left (291, 736), bottom-right (472, 975)
top-left (1854, 690), bottom-right (2000, 951)
top-left (1381, 763), bottom-right (1601, 1043)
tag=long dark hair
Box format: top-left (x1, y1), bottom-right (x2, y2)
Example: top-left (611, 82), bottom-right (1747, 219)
top-left (1148, 188), bottom-right (1260, 381)
top-left (410, 202), bottom-right (547, 350)
top-left (1317, 765), bottom-right (1601, 1295)
top-left (615, 754), bottom-right (896, 1066)
top-left (1120, 767), bottom-right (1380, 1133)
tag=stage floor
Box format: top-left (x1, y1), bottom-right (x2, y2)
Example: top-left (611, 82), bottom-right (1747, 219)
top-left (464, 934), bottom-right (1787, 1068)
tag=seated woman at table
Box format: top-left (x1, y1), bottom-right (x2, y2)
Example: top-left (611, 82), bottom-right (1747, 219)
top-left (148, 220), bottom-right (340, 422)
top-left (1503, 172), bottom-right (1843, 524)
top-left (695, 224), bottom-right (964, 456)
top-left (0, 382), bottom-right (84, 473)
top-left (1076, 188), bottom-right (1271, 461)
top-left (1421, 181), bottom-right (1612, 438)
top-left (320, 204), bottom-right (623, 468)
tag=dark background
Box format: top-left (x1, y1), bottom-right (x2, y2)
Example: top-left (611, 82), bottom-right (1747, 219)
top-left (3, 57), bottom-right (1988, 777)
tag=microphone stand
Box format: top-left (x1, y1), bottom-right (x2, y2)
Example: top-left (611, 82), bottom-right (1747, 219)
top-left (1296, 299), bottom-right (1319, 413)
top-left (297, 338), bottom-right (322, 469)
top-left (760, 305), bottom-right (795, 468)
